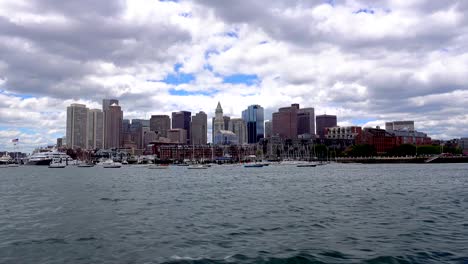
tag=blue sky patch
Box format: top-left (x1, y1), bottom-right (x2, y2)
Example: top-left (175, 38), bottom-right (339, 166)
top-left (163, 73), bottom-right (195, 85)
top-left (225, 31), bottom-right (239, 38)
top-left (352, 118), bottom-right (377, 126)
top-left (169, 88), bottom-right (218, 96)
top-left (223, 74), bottom-right (259, 86)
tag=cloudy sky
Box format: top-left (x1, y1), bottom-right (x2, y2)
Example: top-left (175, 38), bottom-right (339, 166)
top-left (1, 0), bottom-right (467, 152)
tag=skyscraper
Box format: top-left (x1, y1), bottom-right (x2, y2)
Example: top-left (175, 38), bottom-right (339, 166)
top-left (172, 111), bottom-right (191, 144)
top-left (102, 99), bottom-right (119, 112)
top-left (191, 111), bottom-right (208, 145)
top-left (104, 103), bottom-right (123, 148)
top-left (242, 104), bottom-right (264, 144)
top-left (87, 109), bottom-right (104, 149)
top-left (272, 104), bottom-right (299, 139)
top-left (316, 114), bottom-right (337, 139)
top-left (297, 107), bottom-right (315, 138)
top-left (229, 118), bottom-right (247, 145)
top-left (150, 115), bottom-right (171, 137)
top-left (213, 102), bottom-right (225, 143)
top-left (66, 103), bottom-right (89, 149)
top-left (223, 116), bottom-right (231, 130)
top-left (264, 121), bottom-right (272, 138)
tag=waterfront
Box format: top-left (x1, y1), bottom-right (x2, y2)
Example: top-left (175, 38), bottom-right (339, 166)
top-left (1, 164), bottom-right (467, 264)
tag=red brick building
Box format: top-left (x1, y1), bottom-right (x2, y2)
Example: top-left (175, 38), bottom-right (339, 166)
top-left (356, 128), bottom-right (396, 154)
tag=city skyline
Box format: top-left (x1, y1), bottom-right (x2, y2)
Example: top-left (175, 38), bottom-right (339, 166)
top-left (1, 0), bottom-right (468, 152)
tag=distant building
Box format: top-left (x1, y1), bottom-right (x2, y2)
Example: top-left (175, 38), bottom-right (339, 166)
top-left (104, 103), bottom-right (123, 149)
top-left (297, 108), bottom-right (315, 138)
top-left (87, 109), bottom-right (104, 149)
top-left (214, 130), bottom-right (239, 145)
top-left (66, 103), bottom-right (88, 149)
top-left (56, 138), bottom-right (64, 148)
top-left (213, 102), bottom-right (225, 143)
top-left (223, 116), bottom-right (231, 130)
top-left (102, 99), bottom-right (119, 112)
top-left (326, 126), bottom-right (362, 140)
top-left (356, 128), bottom-right (396, 154)
top-left (172, 111), bottom-right (191, 144)
top-left (385, 121), bottom-right (415, 131)
top-left (229, 118), bottom-right (247, 145)
top-left (150, 115), bottom-right (171, 137)
top-left (242, 104), bottom-right (264, 143)
top-left (316, 114), bottom-right (337, 139)
top-left (272, 104), bottom-right (299, 139)
top-left (392, 130), bottom-right (431, 145)
top-left (264, 121), bottom-right (272, 138)
top-left (191, 111), bottom-right (208, 145)
top-left (460, 138), bottom-right (468, 155)
top-left (168, 129), bottom-right (187, 144)
top-left (143, 131), bottom-right (159, 148)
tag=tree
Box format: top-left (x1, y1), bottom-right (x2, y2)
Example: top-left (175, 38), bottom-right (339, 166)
top-left (347, 144), bottom-right (376, 157)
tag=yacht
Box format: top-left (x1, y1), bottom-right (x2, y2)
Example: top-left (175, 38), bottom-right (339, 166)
top-left (101, 159), bottom-right (122, 168)
top-left (49, 158), bottom-right (67, 168)
top-left (27, 150), bottom-right (72, 166)
top-left (0, 153), bottom-right (12, 165)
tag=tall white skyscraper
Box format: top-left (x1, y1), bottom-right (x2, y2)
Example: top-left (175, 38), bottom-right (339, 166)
top-left (66, 104), bottom-right (89, 149)
top-left (212, 102), bottom-right (225, 143)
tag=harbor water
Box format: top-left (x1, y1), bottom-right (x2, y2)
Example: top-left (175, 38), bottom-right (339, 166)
top-left (0, 163), bottom-right (467, 264)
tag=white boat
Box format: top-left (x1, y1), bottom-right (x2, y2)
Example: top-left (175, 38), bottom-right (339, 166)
top-left (148, 164), bottom-right (169, 169)
top-left (28, 150), bottom-right (72, 166)
top-left (0, 153), bottom-right (12, 165)
top-left (48, 158), bottom-right (67, 168)
top-left (187, 164), bottom-right (209, 170)
top-left (77, 163), bottom-right (94, 168)
top-left (101, 159), bottom-right (122, 168)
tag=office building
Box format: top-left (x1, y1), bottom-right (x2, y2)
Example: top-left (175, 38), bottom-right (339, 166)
top-left (325, 126), bottom-right (362, 140)
top-left (172, 111), bottom-right (191, 144)
top-left (385, 121), bottom-right (415, 131)
top-left (168, 129), bottom-right (187, 144)
top-left (297, 107), bottom-right (315, 138)
top-left (264, 121), bottom-right (272, 138)
top-left (316, 114), bottom-right (337, 139)
top-left (104, 103), bottom-right (123, 149)
top-left (229, 118), bottom-right (247, 145)
top-left (66, 103), bottom-right (89, 149)
top-left (102, 99), bottom-right (119, 112)
top-left (242, 105), bottom-right (264, 143)
top-left (150, 115), bottom-right (171, 137)
top-left (87, 109), bottom-right (104, 149)
top-left (214, 130), bottom-right (239, 145)
top-left (191, 111), bottom-right (208, 145)
top-left (272, 104), bottom-right (299, 139)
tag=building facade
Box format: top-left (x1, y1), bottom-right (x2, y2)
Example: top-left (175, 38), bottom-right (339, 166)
top-left (356, 128), bottom-right (396, 154)
top-left (272, 104), bottom-right (299, 139)
top-left (264, 121), bottom-right (272, 138)
top-left (297, 107), bottom-right (315, 138)
top-left (385, 121), bottom-right (415, 131)
top-left (325, 126), bottom-right (362, 140)
top-left (242, 104), bottom-right (264, 143)
top-left (191, 111), bottom-right (208, 145)
top-left (150, 115), bottom-right (171, 137)
top-left (316, 114), bottom-right (337, 139)
top-left (87, 109), bottom-right (104, 149)
top-left (104, 103), bottom-right (123, 149)
top-left (229, 118), bottom-right (247, 145)
top-left (214, 130), bottom-right (239, 145)
top-left (172, 111), bottom-right (191, 144)
top-left (102, 99), bottom-right (119, 112)
top-left (168, 129), bottom-right (187, 144)
top-left (66, 103), bottom-right (89, 149)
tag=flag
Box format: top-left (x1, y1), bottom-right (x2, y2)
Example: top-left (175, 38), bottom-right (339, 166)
top-left (12, 138), bottom-right (19, 143)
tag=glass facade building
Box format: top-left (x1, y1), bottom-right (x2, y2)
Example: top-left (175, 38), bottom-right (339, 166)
top-left (242, 105), bottom-right (264, 144)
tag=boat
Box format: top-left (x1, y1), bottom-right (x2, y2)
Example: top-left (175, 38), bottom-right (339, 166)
top-left (101, 159), bottom-right (122, 168)
top-left (297, 164), bottom-right (317, 168)
top-left (244, 164), bottom-right (264, 168)
top-left (27, 150), bottom-right (72, 166)
top-left (77, 163), bottom-right (95, 168)
top-left (187, 164), bottom-right (209, 169)
top-left (0, 153), bottom-right (12, 165)
top-left (148, 164), bottom-right (169, 169)
top-left (48, 158), bottom-right (67, 168)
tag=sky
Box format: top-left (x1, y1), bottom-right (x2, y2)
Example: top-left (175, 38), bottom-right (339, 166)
top-left (0, 0), bottom-right (467, 152)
